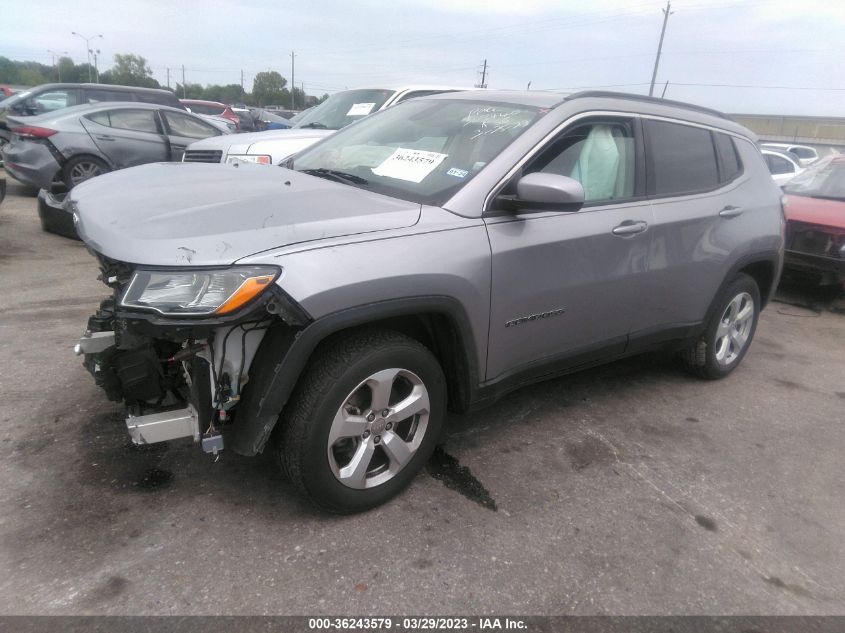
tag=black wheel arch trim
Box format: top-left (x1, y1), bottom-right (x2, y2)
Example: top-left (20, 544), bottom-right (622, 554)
top-left (226, 295), bottom-right (480, 456)
top-left (716, 250), bottom-right (782, 317)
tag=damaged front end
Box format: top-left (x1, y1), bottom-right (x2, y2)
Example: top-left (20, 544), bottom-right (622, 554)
top-left (76, 253), bottom-right (309, 457)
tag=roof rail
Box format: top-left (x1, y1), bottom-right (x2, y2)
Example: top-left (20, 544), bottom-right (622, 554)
top-left (562, 90), bottom-right (730, 120)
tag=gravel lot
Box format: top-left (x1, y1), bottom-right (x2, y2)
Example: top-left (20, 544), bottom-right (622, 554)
top-left (1, 178), bottom-right (843, 616)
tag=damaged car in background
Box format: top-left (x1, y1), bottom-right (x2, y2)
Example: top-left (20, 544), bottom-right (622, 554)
top-left (781, 154), bottom-right (845, 287)
top-left (71, 91), bottom-right (784, 513)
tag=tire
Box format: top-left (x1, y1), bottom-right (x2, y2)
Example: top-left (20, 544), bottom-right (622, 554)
top-left (62, 155), bottom-right (110, 188)
top-left (276, 329), bottom-right (447, 513)
top-left (682, 273), bottom-right (761, 379)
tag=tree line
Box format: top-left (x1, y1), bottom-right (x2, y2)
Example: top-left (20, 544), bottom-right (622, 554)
top-left (0, 54), bottom-right (329, 108)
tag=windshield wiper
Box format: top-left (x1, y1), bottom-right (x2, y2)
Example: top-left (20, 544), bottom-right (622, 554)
top-left (299, 168), bottom-right (369, 186)
top-left (298, 122), bottom-right (328, 129)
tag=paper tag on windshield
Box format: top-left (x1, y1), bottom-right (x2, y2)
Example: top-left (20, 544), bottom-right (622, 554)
top-left (371, 148), bottom-right (448, 183)
top-left (346, 102), bottom-right (376, 116)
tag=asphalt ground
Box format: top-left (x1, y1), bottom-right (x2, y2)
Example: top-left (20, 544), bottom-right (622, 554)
top-left (0, 177), bottom-right (843, 616)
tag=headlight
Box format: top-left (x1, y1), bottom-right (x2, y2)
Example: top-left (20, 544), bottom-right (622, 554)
top-left (226, 154), bottom-right (272, 165)
top-left (121, 266), bottom-right (280, 316)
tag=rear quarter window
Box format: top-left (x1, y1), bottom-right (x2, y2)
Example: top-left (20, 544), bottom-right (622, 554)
top-left (646, 119), bottom-right (719, 196)
top-left (714, 133), bottom-right (741, 182)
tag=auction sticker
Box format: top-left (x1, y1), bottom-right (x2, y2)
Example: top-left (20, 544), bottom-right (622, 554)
top-left (372, 148), bottom-right (448, 183)
top-left (346, 102), bottom-right (376, 116)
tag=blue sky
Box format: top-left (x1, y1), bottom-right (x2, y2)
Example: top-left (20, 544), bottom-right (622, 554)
top-left (3, 0), bottom-right (844, 115)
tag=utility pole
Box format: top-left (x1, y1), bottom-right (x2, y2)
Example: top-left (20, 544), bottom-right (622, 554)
top-left (93, 49), bottom-right (101, 83)
top-left (661, 80), bottom-right (669, 98)
top-left (648, 1), bottom-right (672, 97)
top-left (290, 50), bottom-right (296, 109)
top-left (182, 64), bottom-right (186, 98)
top-left (526, 81), bottom-right (531, 90)
top-left (166, 67), bottom-right (171, 89)
top-left (241, 69), bottom-right (244, 91)
top-left (476, 59), bottom-right (488, 88)
top-left (71, 31), bottom-right (103, 82)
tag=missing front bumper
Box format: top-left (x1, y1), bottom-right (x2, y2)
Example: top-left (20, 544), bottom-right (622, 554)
top-left (125, 405), bottom-right (200, 444)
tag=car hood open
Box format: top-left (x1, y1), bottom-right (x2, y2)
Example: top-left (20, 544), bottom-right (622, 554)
top-left (71, 162), bottom-right (421, 266)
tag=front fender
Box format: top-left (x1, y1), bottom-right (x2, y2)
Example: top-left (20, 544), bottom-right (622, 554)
top-left (226, 295), bottom-right (479, 456)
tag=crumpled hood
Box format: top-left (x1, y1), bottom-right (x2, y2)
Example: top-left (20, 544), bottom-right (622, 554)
top-left (71, 162), bottom-right (421, 266)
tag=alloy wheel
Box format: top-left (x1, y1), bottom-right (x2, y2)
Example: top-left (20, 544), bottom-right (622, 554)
top-left (69, 161), bottom-right (104, 185)
top-left (327, 368), bottom-right (430, 490)
top-left (714, 291), bottom-right (754, 367)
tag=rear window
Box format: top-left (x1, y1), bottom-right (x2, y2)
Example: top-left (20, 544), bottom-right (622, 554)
top-left (86, 88), bottom-right (134, 103)
top-left (765, 153), bottom-right (795, 175)
top-left (135, 91), bottom-right (181, 108)
top-left (186, 103), bottom-right (225, 116)
top-left (647, 119), bottom-right (719, 196)
top-left (790, 147), bottom-right (816, 159)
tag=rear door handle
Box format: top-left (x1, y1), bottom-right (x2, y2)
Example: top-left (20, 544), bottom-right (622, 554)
top-left (612, 220), bottom-right (648, 236)
top-left (719, 205), bottom-right (743, 218)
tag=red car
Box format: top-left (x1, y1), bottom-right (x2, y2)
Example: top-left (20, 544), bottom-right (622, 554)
top-left (179, 99), bottom-right (240, 130)
top-left (782, 154), bottom-right (845, 286)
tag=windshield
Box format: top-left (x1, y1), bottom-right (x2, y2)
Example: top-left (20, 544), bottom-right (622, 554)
top-left (783, 157), bottom-right (845, 201)
top-left (291, 99), bottom-right (543, 206)
top-left (292, 89), bottom-right (394, 130)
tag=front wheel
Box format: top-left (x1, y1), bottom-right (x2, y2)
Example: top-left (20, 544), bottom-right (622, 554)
top-left (682, 273), bottom-right (760, 379)
top-left (277, 329), bottom-right (447, 513)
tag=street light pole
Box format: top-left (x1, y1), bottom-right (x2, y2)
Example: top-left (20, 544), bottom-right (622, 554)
top-left (47, 49), bottom-right (68, 81)
top-left (71, 31), bottom-right (103, 82)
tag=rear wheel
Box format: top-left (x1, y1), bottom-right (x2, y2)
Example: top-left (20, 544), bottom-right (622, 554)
top-left (682, 273), bottom-right (760, 379)
top-left (277, 329), bottom-right (446, 513)
top-left (63, 155), bottom-right (110, 188)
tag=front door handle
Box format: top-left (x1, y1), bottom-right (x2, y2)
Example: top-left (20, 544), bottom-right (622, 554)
top-left (719, 205), bottom-right (743, 218)
top-left (612, 220), bottom-right (648, 236)
top-left (95, 135), bottom-right (115, 142)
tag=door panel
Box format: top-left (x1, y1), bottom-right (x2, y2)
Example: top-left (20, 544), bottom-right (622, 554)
top-left (80, 109), bottom-right (168, 168)
top-left (160, 111), bottom-right (221, 161)
top-left (485, 201), bottom-right (654, 382)
top-left (639, 120), bottom-right (746, 331)
top-left (484, 115), bottom-right (653, 382)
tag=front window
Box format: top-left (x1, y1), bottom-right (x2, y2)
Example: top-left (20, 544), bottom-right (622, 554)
top-left (291, 99), bottom-right (543, 206)
top-left (783, 157), bottom-right (845, 201)
top-left (292, 89), bottom-right (394, 131)
top-left (163, 111), bottom-right (221, 139)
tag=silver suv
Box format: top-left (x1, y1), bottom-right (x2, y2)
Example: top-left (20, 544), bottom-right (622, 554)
top-left (71, 91), bottom-right (784, 513)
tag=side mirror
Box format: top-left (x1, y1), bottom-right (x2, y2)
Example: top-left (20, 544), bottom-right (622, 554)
top-left (504, 173), bottom-right (585, 212)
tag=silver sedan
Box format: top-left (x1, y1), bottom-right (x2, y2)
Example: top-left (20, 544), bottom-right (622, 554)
top-left (1, 102), bottom-right (228, 189)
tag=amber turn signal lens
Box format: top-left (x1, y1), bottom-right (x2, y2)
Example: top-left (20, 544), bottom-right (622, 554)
top-left (214, 275), bottom-right (275, 315)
